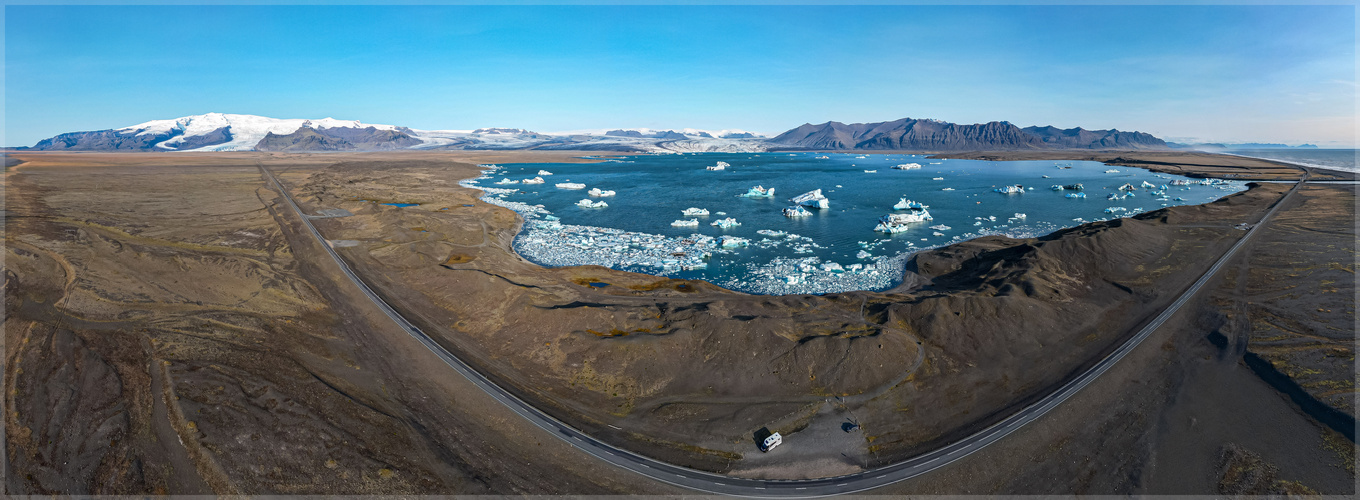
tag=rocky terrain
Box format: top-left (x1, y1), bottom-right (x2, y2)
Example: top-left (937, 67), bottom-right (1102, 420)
top-left (3, 151), bottom-right (677, 495)
top-left (254, 126), bottom-right (422, 151)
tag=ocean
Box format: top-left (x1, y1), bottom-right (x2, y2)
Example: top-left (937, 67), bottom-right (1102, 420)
top-left (1225, 149), bottom-right (1357, 173)
top-left (466, 152), bottom-right (1247, 295)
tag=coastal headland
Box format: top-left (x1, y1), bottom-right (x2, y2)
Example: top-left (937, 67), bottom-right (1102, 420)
top-left (4, 149), bottom-right (1353, 494)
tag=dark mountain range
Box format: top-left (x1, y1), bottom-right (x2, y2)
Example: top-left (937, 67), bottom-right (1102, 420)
top-left (770, 118), bottom-right (1167, 151)
top-left (20, 113), bottom-right (1171, 153)
top-left (1020, 125), bottom-right (1166, 150)
top-left (31, 127), bottom-right (189, 151)
top-left (255, 126), bottom-right (421, 152)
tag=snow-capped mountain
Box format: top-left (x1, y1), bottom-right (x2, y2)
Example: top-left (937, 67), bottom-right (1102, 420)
top-left (117, 113), bottom-right (406, 151)
top-left (25, 113), bottom-right (772, 153)
top-left (23, 113), bottom-right (1168, 153)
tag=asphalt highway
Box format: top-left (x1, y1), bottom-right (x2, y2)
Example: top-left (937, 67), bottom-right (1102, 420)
top-left (260, 162), bottom-right (1304, 497)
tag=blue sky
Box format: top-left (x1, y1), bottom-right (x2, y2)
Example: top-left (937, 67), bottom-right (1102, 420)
top-left (5, 4), bottom-right (1355, 146)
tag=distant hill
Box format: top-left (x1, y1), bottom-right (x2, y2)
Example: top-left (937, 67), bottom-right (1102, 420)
top-left (769, 118), bottom-right (1167, 151)
top-left (22, 112), bottom-right (1170, 153)
top-left (255, 125), bottom-right (422, 152)
top-left (1020, 125), bottom-right (1166, 150)
top-left (1168, 142), bottom-right (1319, 150)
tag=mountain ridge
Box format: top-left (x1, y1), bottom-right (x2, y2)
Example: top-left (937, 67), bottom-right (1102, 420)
top-left (21, 113), bottom-right (1170, 153)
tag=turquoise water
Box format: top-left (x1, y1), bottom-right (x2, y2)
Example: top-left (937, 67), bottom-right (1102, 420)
top-left (467, 153), bottom-right (1247, 294)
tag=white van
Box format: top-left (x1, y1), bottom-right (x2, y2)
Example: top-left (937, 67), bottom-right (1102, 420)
top-left (759, 432), bottom-right (782, 452)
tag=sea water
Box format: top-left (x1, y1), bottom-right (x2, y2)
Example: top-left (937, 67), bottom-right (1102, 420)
top-left (1225, 148), bottom-right (1358, 174)
top-left (463, 153), bottom-right (1247, 295)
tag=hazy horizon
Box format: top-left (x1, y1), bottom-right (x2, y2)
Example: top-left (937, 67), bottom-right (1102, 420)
top-left (5, 4), bottom-right (1355, 147)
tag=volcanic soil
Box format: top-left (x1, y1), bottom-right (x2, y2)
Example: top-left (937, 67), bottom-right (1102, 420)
top-left (4, 149), bottom-right (1352, 494)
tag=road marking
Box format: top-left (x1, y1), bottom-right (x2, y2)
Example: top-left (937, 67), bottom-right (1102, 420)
top-left (877, 475), bottom-right (887, 479)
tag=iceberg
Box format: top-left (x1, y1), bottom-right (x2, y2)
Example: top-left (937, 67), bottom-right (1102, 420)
top-left (1065, 192), bottom-right (1087, 199)
top-left (710, 217), bottom-right (741, 228)
top-left (588, 187), bottom-right (616, 197)
top-left (671, 219), bottom-right (699, 227)
top-left (893, 163), bottom-right (922, 170)
top-left (706, 161), bottom-right (729, 171)
top-left (856, 250), bottom-right (873, 259)
top-left (719, 236), bottom-right (749, 248)
top-left (682, 207), bottom-right (710, 216)
top-left (893, 198), bottom-right (926, 210)
top-left (495, 178), bottom-right (520, 185)
top-left (576, 199), bottom-right (608, 208)
top-left (790, 189), bottom-right (830, 209)
top-left (556, 182), bottom-right (586, 189)
top-left (875, 208), bottom-right (933, 233)
top-left (741, 185), bottom-right (775, 198)
top-left (993, 185), bottom-right (1024, 194)
top-left (928, 224), bottom-right (952, 230)
top-left (522, 176), bottom-right (545, 184)
top-left (783, 205), bottom-right (812, 217)
top-left (538, 170), bottom-right (554, 175)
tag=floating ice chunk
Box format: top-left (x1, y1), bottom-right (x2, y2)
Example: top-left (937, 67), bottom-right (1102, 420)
top-left (588, 187), bottom-right (616, 197)
top-left (522, 176), bottom-right (545, 184)
top-left (538, 170), bottom-right (554, 175)
top-left (710, 217), bottom-right (740, 228)
top-left (856, 250), bottom-right (872, 259)
top-left (719, 236), bottom-right (749, 248)
top-left (556, 182), bottom-right (586, 189)
top-left (577, 199), bottom-right (608, 208)
top-left (671, 219), bottom-right (699, 227)
top-left (741, 185), bottom-right (775, 198)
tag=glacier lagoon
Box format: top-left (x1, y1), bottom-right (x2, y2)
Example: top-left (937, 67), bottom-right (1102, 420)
top-left (461, 153), bottom-right (1247, 295)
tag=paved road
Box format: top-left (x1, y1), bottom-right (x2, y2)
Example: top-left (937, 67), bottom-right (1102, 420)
top-left (260, 162), bottom-right (1304, 497)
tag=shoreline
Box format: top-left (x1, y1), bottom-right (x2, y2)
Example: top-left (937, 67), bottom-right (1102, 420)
top-left (1216, 150), bottom-right (1357, 175)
